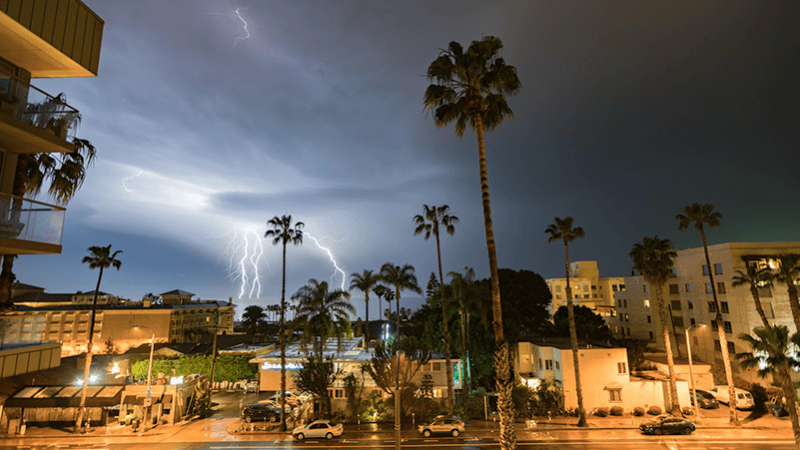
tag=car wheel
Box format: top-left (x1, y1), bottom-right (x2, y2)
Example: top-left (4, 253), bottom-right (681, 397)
top-left (451, 429), bottom-right (460, 437)
top-left (296, 433), bottom-right (304, 440)
top-left (423, 429), bottom-right (432, 438)
top-left (326, 432), bottom-right (333, 440)
top-left (244, 416), bottom-right (252, 423)
top-left (683, 427), bottom-right (692, 435)
top-left (654, 428), bottom-right (662, 436)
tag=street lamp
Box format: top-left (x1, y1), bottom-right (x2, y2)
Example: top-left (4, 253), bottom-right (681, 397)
top-left (133, 325), bottom-right (155, 429)
top-left (685, 323), bottom-right (706, 423)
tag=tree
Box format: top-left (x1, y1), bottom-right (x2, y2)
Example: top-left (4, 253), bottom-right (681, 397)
top-left (676, 203), bottom-right (738, 423)
top-left (349, 269), bottom-right (380, 348)
top-left (0, 138), bottom-right (97, 308)
top-left (414, 204), bottom-right (459, 414)
top-left (736, 325), bottom-right (800, 445)
top-left (75, 244), bottom-right (122, 433)
top-left (373, 284), bottom-right (390, 340)
top-left (424, 35), bottom-right (521, 450)
top-left (265, 214), bottom-right (303, 430)
top-left (731, 264), bottom-right (774, 329)
top-left (630, 236), bottom-right (681, 416)
top-left (293, 356), bottom-right (340, 419)
top-left (552, 305), bottom-right (613, 343)
top-left (774, 254), bottom-right (800, 333)
top-left (292, 278), bottom-right (355, 357)
top-left (242, 305), bottom-right (267, 334)
top-left (545, 216), bottom-right (588, 427)
top-left (379, 263), bottom-right (421, 341)
top-left (363, 336), bottom-right (431, 418)
top-left (449, 267), bottom-right (475, 398)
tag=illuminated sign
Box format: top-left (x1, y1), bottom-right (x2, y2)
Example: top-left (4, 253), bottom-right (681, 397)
top-left (261, 362), bottom-right (302, 370)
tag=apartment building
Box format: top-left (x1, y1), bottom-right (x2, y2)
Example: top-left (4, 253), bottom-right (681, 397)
top-left (546, 261), bottom-right (627, 314)
top-left (611, 242), bottom-right (800, 383)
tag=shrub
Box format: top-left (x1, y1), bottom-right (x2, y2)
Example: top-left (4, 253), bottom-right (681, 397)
top-left (647, 405), bottom-right (662, 415)
top-left (682, 406), bottom-right (693, 415)
top-left (593, 407), bottom-right (609, 417)
top-left (632, 407), bottom-right (645, 416)
top-left (610, 406), bottom-right (624, 416)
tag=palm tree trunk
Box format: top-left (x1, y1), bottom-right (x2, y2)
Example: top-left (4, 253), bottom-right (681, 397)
top-left (473, 113), bottom-right (515, 450)
top-left (564, 245), bottom-right (588, 427)
top-left (778, 368), bottom-right (800, 447)
top-left (655, 284), bottom-right (681, 415)
top-left (435, 231), bottom-right (455, 415)
top-left (395, 289), bottom-right (401, 340)
top-left (280, 243), bottom-right (287, 431)
top-left (786, 284), bottom-right (800, 334)
top-left (749, 285), bottom-right (771, 329)
top-left (365, 295), bottom-right (370, 348)
top-left (699, 228), bottom-right (739, 424)
top-left (75, 267), bottom-right (104, 433)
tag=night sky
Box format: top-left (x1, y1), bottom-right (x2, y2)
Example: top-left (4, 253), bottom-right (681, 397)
top-left (16, 1), bottom-right (800, 319)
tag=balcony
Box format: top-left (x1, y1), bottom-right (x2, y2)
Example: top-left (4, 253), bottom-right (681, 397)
top-left (0, 74), bottom-right (79, 154)
top-left (0, 192), bottom-right (64, 255)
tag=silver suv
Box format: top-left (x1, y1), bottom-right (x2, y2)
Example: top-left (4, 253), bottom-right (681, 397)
top-left (418, 416), bottom-right (465, 437)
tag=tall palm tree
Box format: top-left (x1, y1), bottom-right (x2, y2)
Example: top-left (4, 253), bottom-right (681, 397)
top-left (349, 270), bottom-right (380, 348)
top-left (731, 265), bottom-right (774, 329)
top-left (242, 305), bottom-right (267, 333)
top-left (545, 217), bottom-right (588, 427)
top-left (0, 139), bottom-right (97, 308)
top-left (292, 278), bottom-right (355, 357)
top-left (414, 204), bottom-right (458, 414)
top-left (265, 214), bottom-right (303, 431)
top-left (424, 36), bottom-right (521, 450)
top-left (379, 263), bottom-right (421, 340)
top-left (676, 203), bottom-right (738, 423)
top-left (75, 244), bottom-right (121, 433)
top-left (736, 325), bottom-right (800, 445)
top-left (630, 236), bottom-right (681, 416)
top-left (774, 254), bottom-right (800, 333)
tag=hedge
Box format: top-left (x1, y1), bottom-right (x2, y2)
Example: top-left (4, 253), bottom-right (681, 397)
top-left (130, 355), bottom-right (258, 383)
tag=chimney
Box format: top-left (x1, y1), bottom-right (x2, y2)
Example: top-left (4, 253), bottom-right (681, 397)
top-left (143, 299), bottom-right (151, 308)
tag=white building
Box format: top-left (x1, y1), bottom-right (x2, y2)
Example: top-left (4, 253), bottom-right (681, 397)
top-left (546, 261), bottom-right (627, 314)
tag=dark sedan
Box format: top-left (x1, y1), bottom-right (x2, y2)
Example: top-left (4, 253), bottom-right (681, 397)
top-left (692, 390), bottom-right (720, 409)
top-left (241, 402), bottom-right (282, 423)
top-left (639, 415), bottom-right (695, 435)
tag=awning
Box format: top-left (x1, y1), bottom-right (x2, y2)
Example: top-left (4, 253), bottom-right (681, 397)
top-left (4, 385), bottom-right (124, 408)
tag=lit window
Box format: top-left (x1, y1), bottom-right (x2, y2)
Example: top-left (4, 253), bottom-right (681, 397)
top-left (643, 299), bottom-right (650, 308)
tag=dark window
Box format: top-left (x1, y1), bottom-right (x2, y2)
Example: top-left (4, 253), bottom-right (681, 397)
top-left (715, 263), bottom-right (723, 275)
top-left (669, 284), bottom-right (679, 294)
top-left (705, 283), bottom-right (713, 294)
top-left (721, 302), bottom-right (729, 314)
top-left (714, 339), bottom-right (721, 351)
top-left (724, 321), bottom-right (733, 333)
top-left (711, 320), bottom-right (718, 331)
top-left (647, 315), bottom-right (651, 323)
top-left (717, 282), bottom-right (726, 294)
top-left (703, 265), bottom-right (710, 275)
top-left (727, 341), bottom-right (735, 353)
top-left (619, 284), bottom-right (626, 291)
top-left (690, 317), bottom-right (696, 326)
top-left (685, 283), bottom-right (691, 292)
top-left (687, 300), bottom-right (694, 310)
top-left (612, 284), bottom-right (618, 292)
top-left (673, 316), bottom-right (684, 327)
top-left (671, 300), bottom-right (681, 311)
top-left (624, 299), bottom-right (628, 308)
top-left (649, 331), bottom-right (654, 340)
top-left (708, 301), bottom-right (717, 313)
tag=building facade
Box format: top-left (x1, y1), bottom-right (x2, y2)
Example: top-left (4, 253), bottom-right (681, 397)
top-left (546, 261), bottom-right (626, 314)
top-left (611, 242), bottom-right (800, 383)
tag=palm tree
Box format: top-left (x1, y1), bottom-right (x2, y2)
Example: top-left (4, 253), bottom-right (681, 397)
top-left (424, 35), bottom-right (522, 450)
top-left (774, 254), bottom-right (800, 333)
top-left (242, 305), bottom-right (267, 333)
top-left (373, 284), bottom-right (390, 340)
top-left (75, 244), bottom-right (122, 433)
top-left (731, 265), bottom-right (774, 329)
top-left (448, 267), bottom-right (475, 401)
top-left (379, 263), bottom-right (421, 340)
top-left (0, 139), bottom-right (97, 308)
top-left (736, 325), bottom-right (800, 445)
top-left (292, 278), bottom-right (355, 357)
top-left (414, 204), bottom-right (458, 414)
top-left (265, 214), bottom-right (304, 431)
top-left (545, 217), bottom-right (588, 427)
top-left (630, 236), bottom-right (681, 416)
top-left (349, 270), bottom-right (380, 348)
top-left (676, 203), bottom-right (738, 423)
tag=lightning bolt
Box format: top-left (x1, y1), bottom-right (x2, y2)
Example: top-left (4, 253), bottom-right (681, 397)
top-left (305, 232), bottom-right (347, 291)
top-left (220, 224), bottom-right (268, 299)
top-left (206, 2), bottom-right (252, 48)
top-left (122, 170), bottom-right (144, 193)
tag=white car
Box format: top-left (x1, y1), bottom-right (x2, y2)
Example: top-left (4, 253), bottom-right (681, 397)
top-left (708, 386), bottom-right (755, 409)
top-left (292, 420), bottom-right (343, 440)
top-left (418, 416), bottom-right (466, 437)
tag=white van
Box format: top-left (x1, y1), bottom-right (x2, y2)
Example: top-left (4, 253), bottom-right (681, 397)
top-left (708, 386), bottom-right (755, 410)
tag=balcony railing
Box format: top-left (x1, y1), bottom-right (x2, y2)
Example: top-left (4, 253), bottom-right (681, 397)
top-left (0, 73), bottom-right (81, 141)
top-left (0, 192), bottom-right (65, 246)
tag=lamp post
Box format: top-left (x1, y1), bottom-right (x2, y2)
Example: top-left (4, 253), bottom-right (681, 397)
top-left (395, 349), bottom-right (404, 450)
top-left (685, 323), bottom-right (705, 423)
top-left (133, 325), bottom-right (155, 430)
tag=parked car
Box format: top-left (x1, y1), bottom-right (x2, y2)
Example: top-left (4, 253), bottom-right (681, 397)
top-left (244, 380), bottom-right (259, 393)
top-left (691, 389), bottom-right (720, 409)
top-left (418, 416), bottom-right (466, 437)
top-left (292, 420), bottom-right (343, 440)
top-left (241, 402), bottom-right (283, 423)
top-left (256, 399), bottom-right (291, 413)
top-left (708, 386), bottom-right (755, 410)
top-left (639, 415), bottom-right (695, 435)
